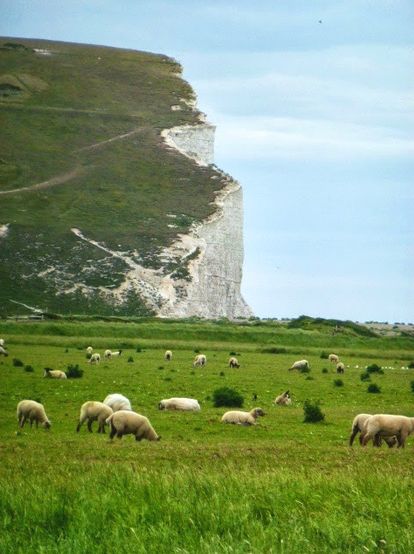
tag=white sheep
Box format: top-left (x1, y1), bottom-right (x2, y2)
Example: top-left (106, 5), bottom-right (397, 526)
top-left (0, 338), bottom-right (5, 347)
top-left (17, 400), bottom-right (51, 429)
top-left (336, 362), bottom-right (345, 374)
top-left (221, 407), bottom-right (265, 426)
top-left (274, 390), bottom-right (292, 406)
top-left (164, 350), bottom-right (173, 361)
top-left (104, 349), bottom-right (112, 359)
top-left (0, 345), bottom-right (9, 357)
top-left (228, 357), bottom-right (240, 368)
top-left (76, 401), bottom-right (113, 433)
top-left (89, 353), bottom-right (101, 364)
top-left (158, 397), bottom-right (200, 411)
top-left (349, 413), bottom-right (396, 447)
top-left (289, 359), bottom-right (310, 371)
top-left (106, 410), bottom-right (160, 441)
top-left (193, 354), bottom-right (207, 367)
top-left (361, 414), bottom-right (414, 448)
top-left (44, 368), bottom-right (67, 379)
top-left (329, 353), bottom-right (339, 363)
top-left (110, 350), bottom-right (122, 358)
top-left (103, 393), bottom-right (132, 412)
top-left (86, 346), bottom-right (93, 355)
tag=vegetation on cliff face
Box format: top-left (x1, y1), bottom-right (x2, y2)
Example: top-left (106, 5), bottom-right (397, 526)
top-left (0, 38), bottom-right (227, 316)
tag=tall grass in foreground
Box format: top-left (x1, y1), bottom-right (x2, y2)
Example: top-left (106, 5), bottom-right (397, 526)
top-left (1, 467), bottom-right (412, 553)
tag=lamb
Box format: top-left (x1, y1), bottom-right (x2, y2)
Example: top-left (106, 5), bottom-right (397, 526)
top-left (17, 400), bottom-right (51, 429)
top-left (289, 359), bottom-right (310, 371)
top-left (193, 354), bottom-right (207, 367)
top-left (228, 357), bottom-right (240, 368)
top-left (76, 401), bottom-right (113, 433)
top-left (106, 410), bottom-right (160, 441)
top-left (89, 353), bottom-right (101, 364)
top-left (44, 368), bottom-right (67, 379)
top-left (104, 349), bottom-right (112, 359)
top-left (110, 350), bottom-right (122, 358)
top-left (221, 407), bottom-right (265, 426)
top-left (164, 350), bottom-right (173, 361)
top-left (336, 362), bottom-right (345, 374)
top-left (349, 413), bottom-right (396, 447)
top-left (0, 345), bottom-right (8, 357)
top-left (158, 397), bottom-right (201, 411)
top-left (274, 390), bottom-right (292, 406)
top-left (329, 354), bottom-right (339, 363)
top-left (361, 414), bottom-right (414, 448)
top-left (0, 338), bottom-right (5, 347)
top-left (103, 393), bottom-right (132, 412)
top-left (86, 346), bottom-right (93, 355)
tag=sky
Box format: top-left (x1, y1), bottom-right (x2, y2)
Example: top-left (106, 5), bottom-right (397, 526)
top-left (1, 0), bottom-right (413, 322)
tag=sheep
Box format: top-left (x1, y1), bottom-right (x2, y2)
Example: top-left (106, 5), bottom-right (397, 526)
top-left (193, 354), bottom-right (207, 367)
top-left (44, 368), bottom-right (67, 379)
top-left (164, 350), bottom-right (173, 361)
top-left (349, 413), bottom-right (396, 447)
top-left (76, 401), bottom-right (113, 433)
top-left (274, 390), bottom-right (292, 406)
top-left (289, 359), bottom-right (310, 371)
top-left (106, 410), bottom-right (160, 441)
top-left (228, 357), bottom-right (240, 368)
top-left (336, 362), bottom-right (345, 374)
top-left (89, 353), bottom-right (101, 364)
top-left (0, 338), bottom-right (5, 347)
top-left (17, 400), bottom-right (51, 429)
top-left (361, 414), bottom-right (414, 448)
top-left (0, 345), bottom-right (9, 357)
top-left (158, 397), bottom-right (200, 411)
top-left (86, 346), bottom-right (93, 355)
top-left (329, 354), bottom-right (339, 363)
top-left (104, 349), bottom-right (112, 359)
top-left (110, 350), bottom-right (122, 358)
top-left (103, 393), bottom-right (132, 412)
top-left (221, 407), bottom-right (265, 426)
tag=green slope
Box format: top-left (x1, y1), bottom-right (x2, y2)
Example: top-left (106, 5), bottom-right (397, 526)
top-left (0, 38), bottom-right (227, 316)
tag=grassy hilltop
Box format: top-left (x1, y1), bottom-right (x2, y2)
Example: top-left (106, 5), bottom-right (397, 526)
top-left (0, 38), bottom-right (227, 316)
top-left (1, 318), bottom-right (414, 552)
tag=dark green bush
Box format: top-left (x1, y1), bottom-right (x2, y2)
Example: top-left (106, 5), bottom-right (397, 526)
top-left (219, 371), bottom-right (225, 377)
top-left (303, 400), bottom-right (325, 423)
top-left (360, 371), bottom-right (371, 381)
top-left (24, 365), bottom-right (34, 373)
top-left (127, 356), bottom-right (134, 363)
top-left (334, 379), bottom-right (344, 387)
top-left (66, 364), bottom-right (84, 379)
top-left (262, 347), bottom-right (287, 354)
top-left (320, 351), bottom-right (329, 359)
top-left (13, 358), bottom-right (24, 367)
top-left (212, 387), bottom-right (244, 408)
top-left (408, 361), bottom-right (414, 369)
top-left (322, 368), bottom-right (328, 374)
top-left (366, 364), bottom-right (384, 374)
top-left (136, 345), bottom-right (142, 353)
top-left (367, 383), bottom-right (381, 393)
top-left (410, 380), bottom-right (414, 393)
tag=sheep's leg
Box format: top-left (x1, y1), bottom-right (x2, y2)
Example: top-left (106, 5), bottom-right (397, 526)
top-left (19, 415), bottom-right (26, 428)
top-left (361, 433), bottom-right (371, 446)
top-left (87, 419), bottom-right (93, 433)
top-left (109, 427), bottom-right (116, 440)
top-left (135, 435), bottom-right (143, 442)
top-left (76, 420), bottom-right (83, 432)
top-left (373, 434), bottom-right (382, 447)
top-left (349, 428), bottom-right (358, 446)
top-left (397, 431), bottom-right (407, 448)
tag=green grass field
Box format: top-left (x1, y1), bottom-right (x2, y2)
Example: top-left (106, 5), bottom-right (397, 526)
top-left (1, 319), bottom-right (414, 553)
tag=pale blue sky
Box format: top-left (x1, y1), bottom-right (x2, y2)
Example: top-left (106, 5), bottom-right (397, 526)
top-left (2, 1), bottom-right (413, 322)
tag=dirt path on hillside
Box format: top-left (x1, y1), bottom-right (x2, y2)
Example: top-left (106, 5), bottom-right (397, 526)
top-left (74, 127), bottom-right (145, 152)
top-left (0, 167), bottom-right (81, 195)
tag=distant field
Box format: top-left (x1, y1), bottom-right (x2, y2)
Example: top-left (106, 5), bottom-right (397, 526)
top-left (1, 319), bottom-right (414, 553)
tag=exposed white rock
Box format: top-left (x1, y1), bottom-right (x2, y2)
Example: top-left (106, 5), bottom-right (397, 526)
top-left (0, 224), bottom-right (9, 238)
top-left (161, 123), bottom-right (215, 166)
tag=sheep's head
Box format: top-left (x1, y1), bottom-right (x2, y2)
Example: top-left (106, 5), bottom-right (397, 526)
top-left (158, 402), bottom-right (166, 410)
top-left (252, 408), bottom-right (265, 418)
top-left (43, 420), bottom-right (51, 429)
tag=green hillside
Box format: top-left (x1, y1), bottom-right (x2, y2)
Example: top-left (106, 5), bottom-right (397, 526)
top-left (0, 38), bottom-right (226, 316)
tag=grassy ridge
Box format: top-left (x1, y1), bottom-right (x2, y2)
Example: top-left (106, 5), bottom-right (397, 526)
top-left (1, 321), bottom-right (414, 552)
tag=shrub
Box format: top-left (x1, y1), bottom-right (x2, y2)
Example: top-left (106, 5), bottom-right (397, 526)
top-left (66, 364), bottom-right (84, 379)
top-left (212, 387), bottom-right (244, 408)
top-left (366, 364), bottom-right (384, 374)
top-left (360, 371), bottom-right (371, 381)
top-left (262, 347), bottom-right (287, 354)
top-left (408, 361), bottom-right (414, 369)
top-left (135, 345), bottom-right (142, 353)
top-left (299, 365), bottom-right (310, 373)
top-left (322, 368), bottom-right (328, 374)
top-left (410, 380), bottom-right (414, 393)
top-left (24, 365), bottom-right (34, 373)
top-left (305, 375), bottom-right (314, 380)
top-left (320, 351), bottom-right (329, 359)
top-left (367, 383), bottom-right (381, 393)
top-left (13, 358), bottom-right (24, 367)
top-left (127, 356), bottom-right (134, 363)
top-left (303, 400), bottom-right (325, 423)
top-left (86, 352), bottom-right (92, 359)
top-left (334, 379), bottom-right (344, 387)
top-left (229, 351), bottom-right (237, 356)
top-left (219, 371), bottom-right (225, 377)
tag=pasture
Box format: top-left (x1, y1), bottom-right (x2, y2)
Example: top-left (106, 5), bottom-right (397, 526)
top-left (1, 319), bottom-right (414, 553)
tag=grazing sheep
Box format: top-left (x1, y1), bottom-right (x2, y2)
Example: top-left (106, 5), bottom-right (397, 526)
top-left (329, 354), bottom-right (339, 363)
top-left (104, 349), bottom-right (112, 359)
top-left (193, 354), bottom-right (207, 367)
top-left (89, 353), bottom-right (101, 364)
top-left (158, 397), bottom-right (200, 411)
top-left (164, 350), bottom-right (173, 361)
top-left (228, 357), bottom-right (240, 368)
top-left (221, 407), bottom-right (265, 426)
top-left (76, 401), bottom-right (113, 433)
top-left (289, 359), bottom-right (310, 371)
top-left (103, 393), bottom-right (132, 412)
top-left (0, 345), bottom-right (9, 357)
top-left (17, 400), bottom-right (51, 429)
top-left (362, 414), bottom-right (414, 448)
top-left (86, 346), bottom-right (93, 355)
top-left (44, 368), bottom-right (67, 379)
top-left (0, 338), bottom-right (5, 347)
top-left (274, 390), bottom-right (292, 406)
top-left (336, 362), bottom-right (345, 374)
top-left (349, 413), bottom-right (396, 447)
top-left (110, 350), bottom-right (122, 358)
top-left (106, 410), bottom-right (160, 441)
